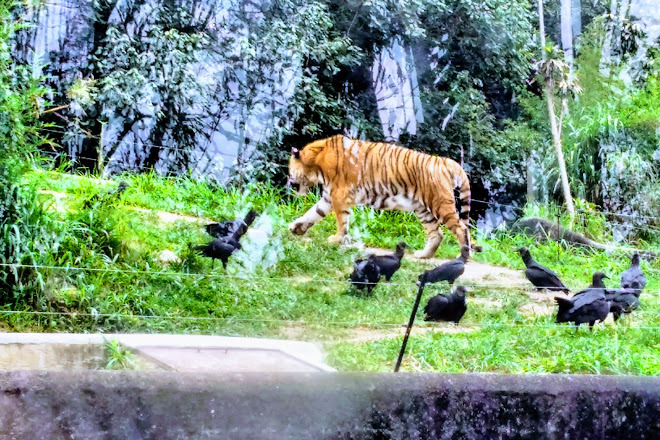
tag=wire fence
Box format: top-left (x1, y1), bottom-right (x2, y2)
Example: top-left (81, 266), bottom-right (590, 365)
top-left (0, 262), bottom-right (657, 293)
top-left (0, 308), bottom-right (659, 331)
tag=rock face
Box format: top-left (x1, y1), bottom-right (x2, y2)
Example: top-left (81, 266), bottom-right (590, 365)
top-left (1, 372), bottom-right (659, 439)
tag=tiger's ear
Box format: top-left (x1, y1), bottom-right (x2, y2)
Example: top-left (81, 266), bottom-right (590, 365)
top-left (291, 147), bottom-right (301, 159)
top-left (299, 145), bottom-right (324, 165)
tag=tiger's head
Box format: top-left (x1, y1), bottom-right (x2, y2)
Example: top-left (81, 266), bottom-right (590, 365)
top-left (287, 146), bottom-right (323, 196)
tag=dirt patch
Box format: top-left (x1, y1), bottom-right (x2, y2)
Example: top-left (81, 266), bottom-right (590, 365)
top-left (518, 303), bottom-right (556, 317)
top-left (128, 206), bottom-right (210, 225)
top-left (280, 324), bottom-right (307, 340)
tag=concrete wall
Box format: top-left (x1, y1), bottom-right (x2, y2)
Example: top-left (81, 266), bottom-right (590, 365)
top-left (1, 372), bottom-right (659, 439)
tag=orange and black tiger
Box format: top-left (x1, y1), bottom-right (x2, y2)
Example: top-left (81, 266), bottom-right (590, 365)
top-left (287, 134), bottom-right (474, 258)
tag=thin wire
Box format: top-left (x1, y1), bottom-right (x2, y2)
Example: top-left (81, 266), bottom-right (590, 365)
top-left (0, 263), bottom-right (657, 293)
top-left (472, 197), bottom-right (660, 223)
top-left (471, 198), bottom-right (660, 235)
top-left (0, 310), bottom-right (402, 327)
top-left (40, 127), bottom-right (242, 158)
top-left (0, 309), bottom-right (659, 330)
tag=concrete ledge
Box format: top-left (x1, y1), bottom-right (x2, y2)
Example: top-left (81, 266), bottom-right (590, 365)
top-left (0, 333), bottom-right (335, 373)
top-left (1, 372), bottom-right (659, 439)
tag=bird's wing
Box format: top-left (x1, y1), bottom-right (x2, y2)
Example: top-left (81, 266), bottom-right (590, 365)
top-left (569, 289), bottom-right (605, 312)
top-left (526, 265), bottom-right (567, 289)
top-left (425, 295), bottom-right (448, 314)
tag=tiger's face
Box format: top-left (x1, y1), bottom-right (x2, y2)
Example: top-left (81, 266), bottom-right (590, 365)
top-left (287, 148), bottom-right (321, 195)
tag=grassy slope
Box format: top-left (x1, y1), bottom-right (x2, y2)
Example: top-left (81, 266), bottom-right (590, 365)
top-left (15, 170), bottom-right (660, 375)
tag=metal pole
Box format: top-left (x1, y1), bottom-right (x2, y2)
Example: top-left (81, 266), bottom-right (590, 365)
top-left (394, 283), bottom-right (425, 372)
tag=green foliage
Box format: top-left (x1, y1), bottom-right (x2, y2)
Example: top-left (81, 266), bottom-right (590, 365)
top-left (103, 338), bottom-right (135, 370)
top-left (0, 0), bottom-right (47, 171)
top-left (6, 171), bottom-right (659, 376)
top-left (397, 0), bottom-right (534, 201)
top-left (0, 168), bottom-right (56, 306)
top-left (522, 15), bottom-right (660, 230)
top-left (0, 1), bottom-right (57, 307)
top-left (329, 323), bottom-right (660, 374)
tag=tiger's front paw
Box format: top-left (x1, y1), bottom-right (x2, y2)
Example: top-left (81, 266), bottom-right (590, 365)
top-left (327, 234), bottom-right (346, 245)
top-left (413, 249), bottom-right (435, 259)
top-left (289, 220), bottom-right (310, 235)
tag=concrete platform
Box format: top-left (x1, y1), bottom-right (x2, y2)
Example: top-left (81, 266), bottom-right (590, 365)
top-left (0, 333), bottom-right (335, 373)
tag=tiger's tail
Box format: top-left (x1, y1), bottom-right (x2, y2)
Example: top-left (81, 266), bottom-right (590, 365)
top-left (452, 164), bottom-right (471, 230)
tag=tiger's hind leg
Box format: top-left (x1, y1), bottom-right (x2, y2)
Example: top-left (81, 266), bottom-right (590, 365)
top-left (436, 202), bottom-right (472, 251)
top-left (414, 210), bottom-right (443, 259)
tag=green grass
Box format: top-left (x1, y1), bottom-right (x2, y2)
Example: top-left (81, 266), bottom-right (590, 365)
top-left (9, 169), bottom-right (660, 375)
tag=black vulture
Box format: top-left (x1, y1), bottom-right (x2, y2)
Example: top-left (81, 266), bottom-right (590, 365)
top-left (423, 286), bottom-right (468, 324)
top-left (206, 209), bottom-right (259, 240)
top-left (518, 246), bottom-right (569, 292)
top-left (417, 246), bottom-right (470, 287)
top-left (349, 259), bottom-right (381, 296)
top-left (555, 289), bottom-right (610, 331)
top-left (367, 242), bottom-right (407, 281)
top-left (620, 252), bottom-right (646, 296)
top-left (571, 271), bottom-right (608, 297)
top-left (606, 288), bottom-right (640, 322)
top-left (194, 233), bottom-right (242, 270)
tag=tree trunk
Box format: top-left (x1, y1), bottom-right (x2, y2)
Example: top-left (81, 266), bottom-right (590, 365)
top-left (571, 0), bottom-right (581, 39)
top-left (527, 156), bottom-right (535, 203)
top-left (561, 0), bottom-right (574, 69)
top-left (545, 83), bottom-right (575, 217)
top-left (538, 0), bottom-right (575, 219)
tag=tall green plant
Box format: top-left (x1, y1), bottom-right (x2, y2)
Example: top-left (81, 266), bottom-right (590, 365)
top-left (0, 1), bottom-right (55, 306)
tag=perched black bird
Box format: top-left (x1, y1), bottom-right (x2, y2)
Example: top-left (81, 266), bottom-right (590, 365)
top-left (620, 252), bottom-right (646, 296)
top-left (518, 247), bottom-right (569, 292)
top-left (417, 246), bottom-right (470, 287)
top-left (194, 234), bottom-right (242, 270)
top-left (424, 286), bottom-right (468, 323)
top-left (571, 271), bottom-right (609, 297)
top-left (83, 180), bottom-right (129, 208)
top-left (206, 210), bottom-right (259, 240)
top-left (606, 288), bottom-right (640, 322)
top-left (555, 289), bottom-right (610, 331)
top-left (349, 259), bottom-right (381, 296)
top-left (367, 242), bottom-right (407, 281)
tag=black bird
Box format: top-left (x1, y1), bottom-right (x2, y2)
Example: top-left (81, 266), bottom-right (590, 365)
top-left (606, 288), bottom-right (640, 322)
top-left (417, 246), bottom-right (470, 287)
top-left (424, 285), bottom-right (468, 323)
top-left (367, 242), bottom-right (407, 281)
top-left (571, 271), bottom-right (609, 297)
top-left (555, 289), bottom-right (610, 331)
top-left (620, 252), bottom-right (646, 296)
top-left (206, 209), bottom-right (259, 240)
top-left (83, 180), bottom-right (129, 208)
top-left (194, 233), bottom-right (242, 270)
top-left (349, 258), bottom-right (381, 296)
top-left (518, 247), bottom-right (569, 292)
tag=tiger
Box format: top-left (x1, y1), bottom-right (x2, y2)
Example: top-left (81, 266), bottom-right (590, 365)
top-left (287, 134), bottom-right (474, 258)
